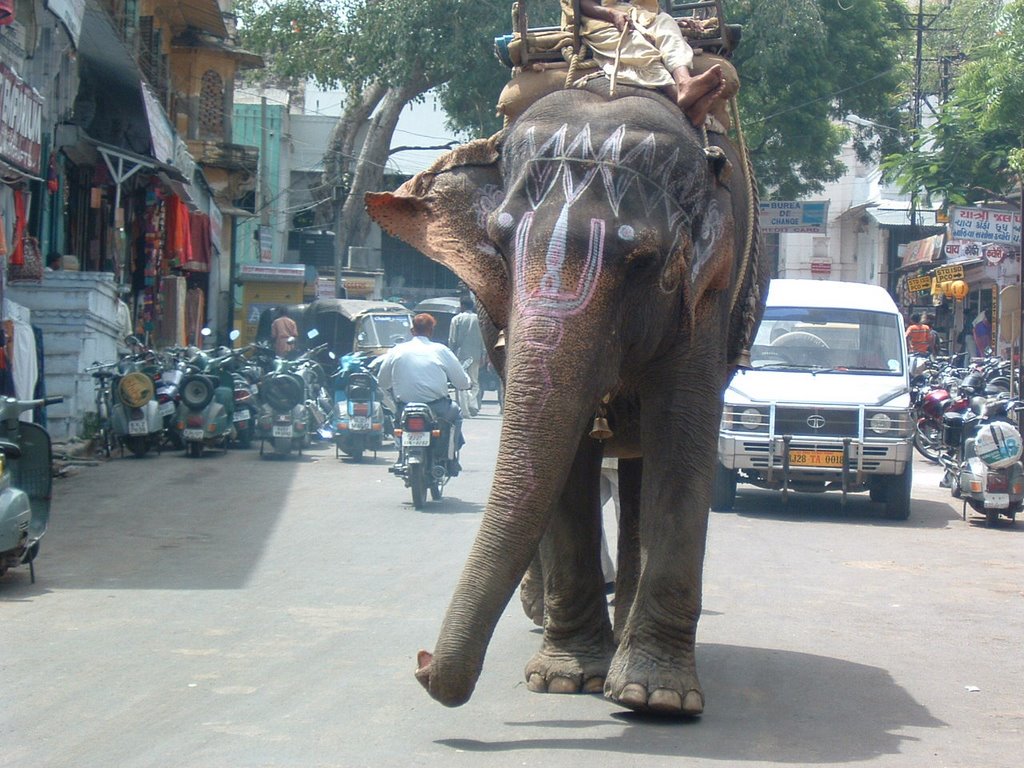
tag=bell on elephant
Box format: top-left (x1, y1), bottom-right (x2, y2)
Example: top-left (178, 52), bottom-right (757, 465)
top-left (590, 413), bottom-right (613, 440)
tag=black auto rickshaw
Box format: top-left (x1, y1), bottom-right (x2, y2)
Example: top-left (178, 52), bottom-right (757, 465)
top-left (413, 296), bottom-right (461, 347)
top-left (301, 298), bottom-right (414, 359)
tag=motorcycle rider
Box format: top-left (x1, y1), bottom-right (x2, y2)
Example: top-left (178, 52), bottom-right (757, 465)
top-left (377, 313), bottom-right (472, 472)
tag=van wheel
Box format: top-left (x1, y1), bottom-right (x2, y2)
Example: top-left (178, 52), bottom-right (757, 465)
top-left (869, 478), bottom-right (887, 503)
top-left (711, 462), bottom-right (737, 511)
top-left (884, 464), bottom-right (912, 520)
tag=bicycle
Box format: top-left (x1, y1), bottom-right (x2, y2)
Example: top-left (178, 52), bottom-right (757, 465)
top-left (85, 362), bottom-right (117, 458)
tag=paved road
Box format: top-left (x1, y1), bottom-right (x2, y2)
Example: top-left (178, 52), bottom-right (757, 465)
top-left (3, 401), bottom-right (1022, 768)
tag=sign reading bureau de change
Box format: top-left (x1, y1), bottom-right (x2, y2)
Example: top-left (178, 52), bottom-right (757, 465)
top-left (759, 201), bottom-right (830, 234)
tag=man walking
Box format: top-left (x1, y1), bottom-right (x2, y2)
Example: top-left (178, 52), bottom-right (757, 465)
top-left (448, 295), bottom-right (485, 417)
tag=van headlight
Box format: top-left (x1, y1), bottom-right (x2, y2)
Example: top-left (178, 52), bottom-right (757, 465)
top-left (739, 407), bottom-right (764, 430)
top-left (868, 412), bottom-right (893, 435)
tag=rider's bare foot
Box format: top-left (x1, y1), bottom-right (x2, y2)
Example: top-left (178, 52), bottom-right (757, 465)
top-left (673, 64), bottom-right (725, 127)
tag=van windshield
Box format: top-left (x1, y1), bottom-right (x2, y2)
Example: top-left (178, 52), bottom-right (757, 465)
top-left (750, 307), bottom-right (903, 374)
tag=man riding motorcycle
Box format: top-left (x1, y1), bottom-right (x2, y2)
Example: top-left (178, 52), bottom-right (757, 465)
top-left (377, 312), bottom-right (472, 473)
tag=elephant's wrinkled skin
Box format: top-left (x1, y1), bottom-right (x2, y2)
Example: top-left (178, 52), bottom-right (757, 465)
top-left (366, 84), bottom-right (766, 716)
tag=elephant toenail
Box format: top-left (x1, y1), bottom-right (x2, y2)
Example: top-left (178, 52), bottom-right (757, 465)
top-left (548, 676), bottom-right (578, 694)
top-left (618, 683), bottom-right (648, 708)
top-left (583, 676), bottom-right (605, 693)
top-left (648, 689), bottom-right (683, 713)
top-left (682, 689), bottom-right (705, 714)
top-left (527, 673), bottom-right (547, 692)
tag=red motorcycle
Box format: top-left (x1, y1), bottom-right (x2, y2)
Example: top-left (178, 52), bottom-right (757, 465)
top-left (915, 385), bottom-right (969, 462)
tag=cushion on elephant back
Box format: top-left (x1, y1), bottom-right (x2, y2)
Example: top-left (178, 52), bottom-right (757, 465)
top-left (496, 52), bottom-right (739, 129)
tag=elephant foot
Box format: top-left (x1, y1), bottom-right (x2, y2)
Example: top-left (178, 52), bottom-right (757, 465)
top-left (604, 643), bottom-right (704, 716)
top-left (524, 640), bottom-right (614, 695)
top-left (519, 568), bottom-right (544, 627)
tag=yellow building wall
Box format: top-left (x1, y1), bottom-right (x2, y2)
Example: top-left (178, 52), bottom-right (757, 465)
top-left (237, 282), bottom-right (306, 344)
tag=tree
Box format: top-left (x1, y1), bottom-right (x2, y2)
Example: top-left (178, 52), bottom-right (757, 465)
top-left (728, 0), bottom-right (909, 199)
top-left (882, 0), bottom-right (1024, 206)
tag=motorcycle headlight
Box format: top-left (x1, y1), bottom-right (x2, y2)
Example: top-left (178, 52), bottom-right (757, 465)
top-left (868, 412), bottom-right (893, 435)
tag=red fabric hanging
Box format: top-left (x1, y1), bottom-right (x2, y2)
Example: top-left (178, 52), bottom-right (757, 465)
top-left (183, 213), bottom-right (211, 272)
top-left (0, 0), bottom-right (15, 26)
top-left (164, 195), bottom-right (193, 268)
top-left (9, 187), bottom-right (26, 265)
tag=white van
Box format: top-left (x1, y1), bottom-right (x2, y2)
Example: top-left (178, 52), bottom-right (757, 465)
top-left (715, 279), bottom-right (914, 519)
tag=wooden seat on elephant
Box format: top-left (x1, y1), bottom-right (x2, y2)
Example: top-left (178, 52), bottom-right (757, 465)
top-left (494, 0), bottom-right (738, 71)
top-left (495, 0), bottom-right (741, 129)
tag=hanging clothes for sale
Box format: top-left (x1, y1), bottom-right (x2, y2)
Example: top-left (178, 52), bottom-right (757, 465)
top-left (0, 0), bottom-right (14, 25)
top-left (9, 186), bottom-right (26, 265)
top-left (164, 195), bottom-right (193, 269)
top-left (183, 213), bottom-right (211, 272)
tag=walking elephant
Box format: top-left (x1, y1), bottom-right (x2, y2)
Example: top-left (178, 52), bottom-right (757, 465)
top-left (366, 82), bottom-right (767, 716)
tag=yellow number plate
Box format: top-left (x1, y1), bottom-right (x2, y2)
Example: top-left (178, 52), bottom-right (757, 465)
top-left (789, 450), bottom-right (844, 467)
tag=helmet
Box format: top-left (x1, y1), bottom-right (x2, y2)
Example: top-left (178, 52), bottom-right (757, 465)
top-left (921, 388), bottom-right (951, 420)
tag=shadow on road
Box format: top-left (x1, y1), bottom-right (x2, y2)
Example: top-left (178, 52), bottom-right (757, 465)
top-left (438, 643), bottom-right (944, 763)
top-left (725, 488), bottom-right (960, 529)
top-left (407, 496), bottom-right (485, 515)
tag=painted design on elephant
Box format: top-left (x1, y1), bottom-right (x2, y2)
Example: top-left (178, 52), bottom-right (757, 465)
top-left (474, 184), bottom-right (506, 229)
top-left (513, 210), bottom-right (605, 317)
top-left (690, 198), bottom-right (724, 280)
top-left (522, 124), bottom-right (686, 231)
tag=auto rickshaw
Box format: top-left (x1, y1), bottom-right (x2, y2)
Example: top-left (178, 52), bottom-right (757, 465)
top-left (413, 296), bottom-right (461, 346)
top-left (301, 298), bottom-right (414, 360)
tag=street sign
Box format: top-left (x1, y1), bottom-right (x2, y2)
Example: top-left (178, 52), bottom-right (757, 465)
top-left (907, 275), bottom-right (931, 292)
top-left (934, 264), bottom-right (965, 282)
top-left (950, 206), bottom-right (1022, 245)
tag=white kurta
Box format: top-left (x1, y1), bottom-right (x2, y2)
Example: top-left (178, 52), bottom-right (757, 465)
top-left (579, 1), bottom-right (695, 88)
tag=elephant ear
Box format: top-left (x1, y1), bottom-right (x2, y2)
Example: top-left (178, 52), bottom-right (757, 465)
top-left (365, 135), bottom-right (510, 328)
top-left (687, 139), bottom-right (744, 318)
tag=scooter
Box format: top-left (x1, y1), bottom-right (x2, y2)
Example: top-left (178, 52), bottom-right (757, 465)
top-left (941, 393), bottom-right (1024, 526)
top-left (389, 402), bottom-right (460, 509)
top-left (256, 336), bottom-right (331, 457)
top-left (109, 344), bottom-right (164, 458)
top-left (176, 330), bottom-right (238, 458)
top-left (333, 353), bottom-right (387, 461)
top-left (0, 395), bottom-right (63, 582)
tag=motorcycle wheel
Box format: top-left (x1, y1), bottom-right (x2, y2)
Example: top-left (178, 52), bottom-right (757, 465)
top-left (274, 438), bottom-right (292, 456)
top-left (430, 477), bottom-right (443, 501)
top-left (188, 441), bottom-right (203, 459)
top-left (346, 447), bottom-right (365, 462)
top-left (126, 435), bottom-right (149, 459)
top-left (236, 427), bottom-right (252, 449)
top-left (710, 462), bottom-right (737, 512)
top-left (410, 464), bottom-right (427, 510)
top-left (913, 421), bottom-right (942, 463)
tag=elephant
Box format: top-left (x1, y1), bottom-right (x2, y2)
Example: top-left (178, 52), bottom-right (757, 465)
top-left (365, 81), bottom-right (767, 716)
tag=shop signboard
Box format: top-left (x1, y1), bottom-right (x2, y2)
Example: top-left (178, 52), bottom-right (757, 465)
top-left (907, 275), bottom-right (931, 293)
top-left (0, 62), bottom-right (42, 174)
top-left (258, 226), bottom-right (273, 263)
top-left (950, 206), bottom-right (1021, 246)
top-left (934, 263), bottom-right (965, 282)
top-left (239, 263), bottom-right (306, 282)
top-left (758, 201), bottom-right (829, 234)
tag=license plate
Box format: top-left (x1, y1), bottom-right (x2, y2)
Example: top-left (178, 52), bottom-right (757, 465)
top-left (250, 384), bottom-right (259, 395)
top-left (403, 431), bottom-right (430, 447)
top-left (350, 416), bottom-right (371, 430)
top-left (789, 449), bottom-right (844, 467)
top-left (183, 429), bottom-right (205, 440)
top-left (272, 425), bottom-right (293, 438)
top-left (128, 419), bottom-right (148, 435)
top-left (233, 410), bottom-right (250, 422)
top-left (158, 401), bottom-right (175, 417)
top-left (984, 492), bottom-right (1010, 508)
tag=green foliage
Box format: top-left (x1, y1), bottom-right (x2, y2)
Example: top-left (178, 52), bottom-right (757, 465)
top-left (731, 0), bottom-right (908, 199)
top-left (882, 0), bottom-right (1024, 204)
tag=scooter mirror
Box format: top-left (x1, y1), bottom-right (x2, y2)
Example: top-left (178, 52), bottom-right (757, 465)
top-left (307, 328), bottom-right (320, 340)
top-left (201, 327), bottom-right (212, 337)
top-left (229, 329), bottom-right (241, 342)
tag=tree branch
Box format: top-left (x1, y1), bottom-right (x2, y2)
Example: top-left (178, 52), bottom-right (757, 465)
top-left (388, 141), bottom-right (459, 155)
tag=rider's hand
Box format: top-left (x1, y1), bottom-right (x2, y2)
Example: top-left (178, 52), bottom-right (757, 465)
top-left (610, 9), bottom-right (630, 31)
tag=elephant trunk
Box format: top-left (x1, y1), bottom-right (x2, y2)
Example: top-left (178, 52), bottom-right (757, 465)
top-left (417, 313), bottom-right (608, 706)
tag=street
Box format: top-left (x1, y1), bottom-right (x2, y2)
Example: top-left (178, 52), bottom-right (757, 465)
top-left (3, 397), bottom-right (1023, 768)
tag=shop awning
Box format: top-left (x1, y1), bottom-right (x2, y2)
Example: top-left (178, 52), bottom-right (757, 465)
top-left (869, 207), bottom-right (941, 227)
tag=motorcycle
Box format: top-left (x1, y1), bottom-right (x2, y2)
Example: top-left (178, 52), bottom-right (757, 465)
top-left (109, 343), bottom-right (165, 458)
top-left (256, 336), bottom-right (331, 457)
top-left (940, 392), bottom-right (1024, 526)
top-left (0, 395), bottom-right (63, 582)
top-left (333, 353), bottom-right (389, 461)
top-left (389, 401), bottom-right (460, 509)
top-left (175, 330), bottom-right (238, 458)
top-left (155, 347), bottom-right (189, 449)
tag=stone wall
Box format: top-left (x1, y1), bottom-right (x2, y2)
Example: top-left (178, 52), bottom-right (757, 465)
top-left (7, 272), bottom-right (123, 440)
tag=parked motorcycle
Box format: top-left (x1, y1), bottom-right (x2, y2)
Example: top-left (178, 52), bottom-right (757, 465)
top-left (176, 330), bottom-right (238, 458)
top-left (940, 392), bottom-right (1023, 526)
top-left (109, 342), bottom-right (165, 458)
top-left (389, 402), bottom-right (460, 509)
top-left (332, 353), bottom-right (389, 461)
top-left (0, 395), bottom-right (63, 582)
top-left (155, 347), bottom-right (189, 449)
top-left (256, 336), bottom-right (331, 457)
